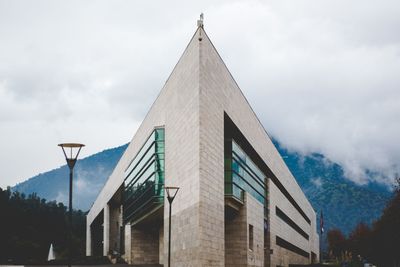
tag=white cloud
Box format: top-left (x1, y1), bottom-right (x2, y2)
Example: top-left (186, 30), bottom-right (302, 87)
top-left (206, 0), bottom-right (400, 185)
top-left (0, 0), bottom-right (399, 188)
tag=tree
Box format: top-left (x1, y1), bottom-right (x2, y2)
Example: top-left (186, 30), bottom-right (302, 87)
top-left (327, 228), bottom-right (346, 259)
top-left (370, 181), bottom-right (400, 266)
top-left (348, 222), bottom-right (371, 261)
top-left (0, 187), bottom-right (86, 263)
top-left (324, 178), bottom-right (400, 266)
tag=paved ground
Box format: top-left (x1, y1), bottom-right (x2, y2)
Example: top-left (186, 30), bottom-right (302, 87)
top-left (0, 265), bottom-right (162, 267)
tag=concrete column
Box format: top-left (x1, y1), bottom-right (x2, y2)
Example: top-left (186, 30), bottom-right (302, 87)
top-left (86, 217), bottom-right (92, 256)
top-left (159, 225), bottom-right (164, 265)
top-left (103, 204), bottom-right (110, 256)
top-left (246, 193), bottom-right (265, 266)
top-left (225, 194), bottom-right (248, 266)
top-left (124, 224), bottom-right (132, 264)
top-left (225, 193), bottom-right (264, 266)
top-left (109, 205), bottom-right (121, 253)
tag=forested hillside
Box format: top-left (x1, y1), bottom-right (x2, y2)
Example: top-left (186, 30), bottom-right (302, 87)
top-left (13, 144), bottom-right (128, 211)
top-left (0, 188), bottom-right (85, 263)
top-left (12, 140), bottom-right (392, 241)
top-left (275, 141), bottom-right (391, 235)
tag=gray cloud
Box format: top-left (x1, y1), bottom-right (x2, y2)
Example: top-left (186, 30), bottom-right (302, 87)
top-left (1, 0), bottom-right (399, 188)
top-left (206, 0), bottom-right (400, 185)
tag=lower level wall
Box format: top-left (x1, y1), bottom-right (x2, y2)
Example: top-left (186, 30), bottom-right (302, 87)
top-left (164, 204), bottom-right (202, 266)
top-left (246, 194), bottom-right (265, 267)
top-left (225, 193), bottom-right (264, 267)
top-left (131, 225), bottom-right (160, 264)
top-left (159, 226), bottom-right (164, 264)
top-left (270, 242), bottom-right (310, 267)
top-left (225, 201), bottom-right (248, 266)
top-left (89, 190), bottom-right (316, 267)
top-left (268, 177), bottom-right (318, 267)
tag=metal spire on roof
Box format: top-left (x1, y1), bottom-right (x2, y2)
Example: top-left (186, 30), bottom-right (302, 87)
top-left (197, 13), bottom-right (204, 28)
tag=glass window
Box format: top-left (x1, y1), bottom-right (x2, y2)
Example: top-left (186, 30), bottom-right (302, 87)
top-left (123, 128), bottom-right (165, 223)
top-left (225, 139), bottom-right (267, 206)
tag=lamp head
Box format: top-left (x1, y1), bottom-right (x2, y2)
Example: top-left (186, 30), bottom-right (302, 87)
top-left (58, 143), bottom-right (85, 169)
top-left (164, 186), bottom-right (179, 203)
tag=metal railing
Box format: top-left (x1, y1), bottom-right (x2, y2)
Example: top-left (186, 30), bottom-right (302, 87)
top-left (123, 181), bottom-right (164, 223)
top-left (225, 182), bottom-right (244, 202)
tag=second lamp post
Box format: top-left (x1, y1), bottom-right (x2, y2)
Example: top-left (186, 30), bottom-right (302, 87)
top-left (164, 186), bottom-right (179, 267)
top-left (58, 143), bottom-right (84, 267)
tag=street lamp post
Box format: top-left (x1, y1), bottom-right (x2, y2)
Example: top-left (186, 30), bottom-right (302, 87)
top-left (164, 186), bottom-right (179, 267)
top-left (58, 143), bottom-right (85, 267)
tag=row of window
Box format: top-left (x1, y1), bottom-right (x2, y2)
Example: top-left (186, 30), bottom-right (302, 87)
top-left (276, 235), bottom-right (310, 258)
top-left (123, 128), bottom-right (165, 223)
top-left (122, 126), bottom-right (313, 260)
top-left (224, 113), bottom-right (311, 226)
top-left (225, 139), bottom-right (267, 206)
top-left (226, 137), bottom-right (313, 259)
top-left (276, 206), bottom-right (309, 240)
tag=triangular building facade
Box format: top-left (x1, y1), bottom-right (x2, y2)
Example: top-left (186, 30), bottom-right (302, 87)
top-left (86, 21), bottom-right (319, 267)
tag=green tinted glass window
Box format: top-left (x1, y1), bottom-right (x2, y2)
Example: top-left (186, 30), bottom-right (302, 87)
top-left (225, 139), bottom-right (267, 206)
top-left (123, 128), bottom-right (165, 223)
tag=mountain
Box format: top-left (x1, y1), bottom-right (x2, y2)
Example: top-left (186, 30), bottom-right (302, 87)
top-left (273, 141), bottom-right (392, 237)
top-left (12, 144), bottom-right (128, 211)
top-left (11, 141), bottom-right (392, 238)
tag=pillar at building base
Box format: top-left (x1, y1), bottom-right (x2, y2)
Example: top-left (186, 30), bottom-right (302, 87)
top-left (103, 204), bottom-right (110, 256)
top-left (109, 204), bottom-right (122, 254)
top-left (123, 224), bottom-right (132, 264)
top-left (225, 198), bottom-right (248, 266)
top-left (225, 193), bottom-right (265, 266)
top-left (86, 218), bottom-right (92, 256)
top-left (159, 225), bottom-right (164, 265)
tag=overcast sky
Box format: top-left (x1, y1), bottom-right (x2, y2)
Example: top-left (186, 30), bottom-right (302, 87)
top-left (1, 0), bottom-right (399, 188)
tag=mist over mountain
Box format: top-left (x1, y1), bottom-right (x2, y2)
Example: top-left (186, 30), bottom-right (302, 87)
top-left (11, 140), bottom-right (392, 236)
top-left (273, 141), bottom-right (391, 236)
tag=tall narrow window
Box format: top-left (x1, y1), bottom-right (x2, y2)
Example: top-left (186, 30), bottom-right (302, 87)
top-left (249, 224), bottom-right (254, 251)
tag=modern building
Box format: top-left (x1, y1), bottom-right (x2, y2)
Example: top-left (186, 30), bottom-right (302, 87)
top-left (86, 19), bottom-right (319, 267)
